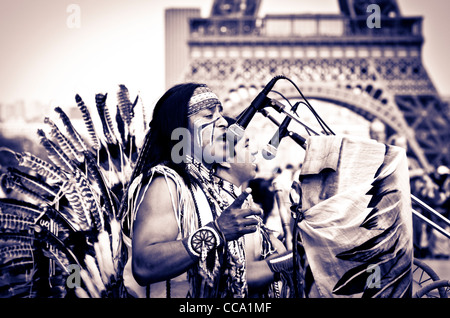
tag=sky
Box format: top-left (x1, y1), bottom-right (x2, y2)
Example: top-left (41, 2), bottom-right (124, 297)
top-left (0, 0), bottom-right (449, 110)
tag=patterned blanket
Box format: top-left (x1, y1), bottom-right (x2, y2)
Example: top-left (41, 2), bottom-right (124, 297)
top-left (298, 135), bottom-right (413, 298)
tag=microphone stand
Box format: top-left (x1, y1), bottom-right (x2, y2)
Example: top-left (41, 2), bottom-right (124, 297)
top-left (263, 99), bottom-right (321, 136)
top-left (259, 108), bottom-right (308, 150)
top-left (254, 75), bottom-right (450, 297)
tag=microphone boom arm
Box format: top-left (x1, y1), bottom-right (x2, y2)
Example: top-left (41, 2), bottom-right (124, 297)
top-left (266, 99), bottom-right (320, 136)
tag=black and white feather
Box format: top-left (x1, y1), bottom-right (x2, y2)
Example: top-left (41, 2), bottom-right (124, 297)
top-left (0, 85), bottom-right (146, 298)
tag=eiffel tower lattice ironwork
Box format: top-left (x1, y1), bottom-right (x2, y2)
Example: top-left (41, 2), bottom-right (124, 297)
top-left (173, 0), bottom-right (449, 170)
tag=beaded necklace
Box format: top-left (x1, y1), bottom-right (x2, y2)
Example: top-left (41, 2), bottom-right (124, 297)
top-left (185, 155), bottom-right (247, 298)
top-left (185, 155), bottom-right (236, 211)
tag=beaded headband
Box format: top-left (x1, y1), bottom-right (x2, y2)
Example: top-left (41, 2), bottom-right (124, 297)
top-left (187, 86), bottom-right (221, 117)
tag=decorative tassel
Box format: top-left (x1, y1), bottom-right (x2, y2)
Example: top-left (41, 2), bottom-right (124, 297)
top-left (198, 244), bottom-right (220, 288)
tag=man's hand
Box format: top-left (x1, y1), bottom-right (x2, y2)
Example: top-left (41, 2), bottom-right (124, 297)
top-left (216, 188), bottom-right (262, 241)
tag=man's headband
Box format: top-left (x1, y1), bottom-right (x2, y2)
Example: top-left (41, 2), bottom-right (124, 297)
top-left (187, 86), bottom-right (221, 117)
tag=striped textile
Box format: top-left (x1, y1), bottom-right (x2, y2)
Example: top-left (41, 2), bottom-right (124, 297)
top-left (298, 135), bottom-right (413, 298)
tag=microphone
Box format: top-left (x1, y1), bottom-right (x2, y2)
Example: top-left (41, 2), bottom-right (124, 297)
top-left (262, 102), bottom-right (300, 159)
top-left (287, 130), bottom-right (307, 149)
top-left (227, 76), bottom-right (283, 141)
top-left (259, 109), bottom-right (307, 149)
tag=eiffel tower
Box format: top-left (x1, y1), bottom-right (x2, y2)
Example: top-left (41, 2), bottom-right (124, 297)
top-left (168, 0), bottom-right (450, 171)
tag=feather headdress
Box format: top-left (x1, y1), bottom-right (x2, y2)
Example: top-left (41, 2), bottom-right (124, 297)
top-left (0, 85), bottom-right (146, 298)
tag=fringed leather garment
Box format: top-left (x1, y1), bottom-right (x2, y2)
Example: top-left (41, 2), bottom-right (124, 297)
top-left (123, 158), bottom-right (252, 298)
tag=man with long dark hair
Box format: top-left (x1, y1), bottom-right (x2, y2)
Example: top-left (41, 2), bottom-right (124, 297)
top-left (121, 83), bottom-right (296, 298)
top-left (119, 84), bottom-right (243, 297)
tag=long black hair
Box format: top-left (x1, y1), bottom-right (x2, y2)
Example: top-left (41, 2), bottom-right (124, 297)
top-left (134, 83), bottom-right (204, 184)
top-left (118, 83), bottom-right (204, 220)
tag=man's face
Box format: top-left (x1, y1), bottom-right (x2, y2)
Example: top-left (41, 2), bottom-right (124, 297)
top-left (188, 104), bottom-right (228, 164)
top-left (228, 135), bottom-right (257, 183)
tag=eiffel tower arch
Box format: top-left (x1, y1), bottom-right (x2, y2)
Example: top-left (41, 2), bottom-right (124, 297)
top-left (173, 0), bottom-right (450, 171)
